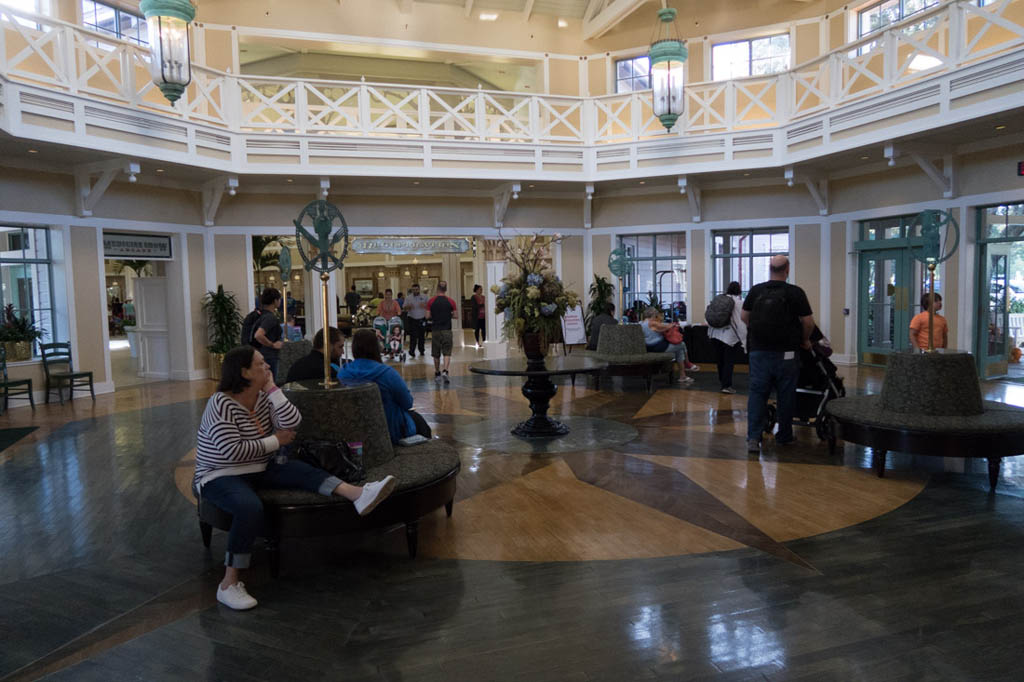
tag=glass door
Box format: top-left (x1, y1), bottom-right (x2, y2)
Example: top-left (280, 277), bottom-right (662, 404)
top-left (978, 242), bottom-right (1011, 378)
top-left (858, 248), bottom-right (912, 364)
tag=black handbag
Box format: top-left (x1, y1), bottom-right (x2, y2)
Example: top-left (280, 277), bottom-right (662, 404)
top-left (295, 440), bottom-right (365, 484)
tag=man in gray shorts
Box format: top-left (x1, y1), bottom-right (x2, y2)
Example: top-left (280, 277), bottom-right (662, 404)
top-left (426, 281), bottom-right (458, 384)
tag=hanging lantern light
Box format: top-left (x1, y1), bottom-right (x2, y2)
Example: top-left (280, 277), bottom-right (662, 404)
top-left (139, 0), bottom-right (196, 104)
top-left (649, 7), bottom-right (687, 132)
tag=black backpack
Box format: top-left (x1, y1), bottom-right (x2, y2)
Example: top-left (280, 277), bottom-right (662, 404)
top-left (294, 440), bottom-right (364, 483)
top-left (240, 309), bottom-right (265, 347)
top-left (749, 285), bottom-right (793, 347)
top-left (704, 294), bottom-right (735, 328)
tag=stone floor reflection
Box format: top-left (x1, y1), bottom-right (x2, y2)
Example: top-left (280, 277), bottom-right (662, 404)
top-left (2, 335), bottom-right (1024, 680)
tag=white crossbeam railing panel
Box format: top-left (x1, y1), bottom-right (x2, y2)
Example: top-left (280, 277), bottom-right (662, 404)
top-left (0, 10), bottom-right (68, 88)
top-left (961, 0), bottom-right (1024, 64)
top-left (303, 83), bottom-right (361, 133)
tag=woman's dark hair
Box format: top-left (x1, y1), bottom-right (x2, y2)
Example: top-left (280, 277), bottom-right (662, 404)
top-left (351, 328), bottom-right (382, 363)
top-left (218, 346), bottom-right (256, 393)
top-left (260, 287), bottom-right (281, 306)
top-left (726, 281), bottom-right (742, 296)
top-left (920, 292), bottom-right (942, 310)
top-left (473, 284), bottom-right (482, 293)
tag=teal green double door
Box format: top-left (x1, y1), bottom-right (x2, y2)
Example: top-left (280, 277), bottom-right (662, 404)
top-left (858, 248), bottom-right (914, 365)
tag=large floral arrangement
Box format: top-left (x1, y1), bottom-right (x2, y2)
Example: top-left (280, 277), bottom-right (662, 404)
top-left (491, 233), bottom-right (579, 344)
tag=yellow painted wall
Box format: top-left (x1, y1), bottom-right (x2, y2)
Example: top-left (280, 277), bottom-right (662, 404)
top-left (793, 224), bottom-right (821, 320)
top-left (561, 236), bottom-right (584, 295)
top-left (70, 226), bottom-right (108, 384)
top-left (829, 221), bottom-right (848, 357)
top-left (189, 234), bottom-right (209, 371)
top-left (214, 234), bottom-right (250, 311)
top-left (689, 229), bottom-right (706, 324)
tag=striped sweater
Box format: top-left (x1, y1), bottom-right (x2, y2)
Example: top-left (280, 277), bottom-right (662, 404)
top-left (194, 389), bottom-right (302, 488)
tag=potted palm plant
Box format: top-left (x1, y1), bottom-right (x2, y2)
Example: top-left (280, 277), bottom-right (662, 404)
top-left (586, 275), bottom-right (615, 335)
top-left (201, 285), bottom-right (243, 381)
top-left (0, 304), bottom-right (44, 361)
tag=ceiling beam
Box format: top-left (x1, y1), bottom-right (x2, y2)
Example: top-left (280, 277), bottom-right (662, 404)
top-left (583, 0), bottom-right (651, 41)
top-left (523, 0), bottom-right (535, 21)
top-left (464, 0), bottom-right (475, 18)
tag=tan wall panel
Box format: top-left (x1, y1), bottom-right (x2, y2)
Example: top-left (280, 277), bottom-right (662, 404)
top-left (793, 224), bottom-right (821, 319)
top-left (70, 226), bottom-right (107, 383)
top-left (829, 12), bottom-right (846, 50)
top-left (202, 27), bottom-right (235, 72)
top-left (548, 59), bottom-right (579, 97)
top-left (690, 229), bottom-right (707, 324)
top-left (216, 194), bottom-right (493, 228)
top-left (588, 57), bottom-right (608, 97)
top-left (505, 199), bottom-right (582, 229)
top-left (0, 168), bottom-right (74, 215)
top-left (829, 222), bottom-right (847, 356)
top-left (561, 236), bottom-right (584, 294)
top-left (214, 235), bottom-right (250, 311)
top-left (795, 22), bottom-right (821, 65)
top-left (593, 233), bottom-right (612, 292)
top-left (188, 234), bottom-right (209, 371)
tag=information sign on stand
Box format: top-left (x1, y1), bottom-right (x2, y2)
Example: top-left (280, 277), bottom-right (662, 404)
top-left (561, 305), bottom-right (586, 346)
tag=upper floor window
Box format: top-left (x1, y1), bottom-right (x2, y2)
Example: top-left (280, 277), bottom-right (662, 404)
top-left (712, 34), bottom-right (790, 82)
top-left (615, 56), bottom-right (650, 93)
top-left (1, 0), bottom-right (48, 28)
top-left (0, 225), bottom-right (57, 357)
top-left (857, 0), bottom-right (945, 39)
top-left (80, 0), bottom-right (148, 46)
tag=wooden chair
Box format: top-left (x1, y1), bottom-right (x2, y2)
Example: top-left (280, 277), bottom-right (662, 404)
top-left (39, 342), bottom-right (94, 405)
top-left (0, 344), bottom-right (34, 414)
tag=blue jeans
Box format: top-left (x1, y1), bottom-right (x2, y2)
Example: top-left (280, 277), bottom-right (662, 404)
top-left (647, 338), bottom-right (688, 367)
top-left (197, 459), bottom-right (342, 568)
top-left (265, 356), bottom-right (280, 383)
top-left (747, 350), bottom-right (799, 443)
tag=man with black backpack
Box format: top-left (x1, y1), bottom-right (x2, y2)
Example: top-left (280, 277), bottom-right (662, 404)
top-left (241, 288), bottom-right (285, 382)
top-left (741, 255), bottom-right (815, 452)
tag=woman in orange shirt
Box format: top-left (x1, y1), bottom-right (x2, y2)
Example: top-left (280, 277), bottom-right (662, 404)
top-left (909, 292), bottom-right (948, 351)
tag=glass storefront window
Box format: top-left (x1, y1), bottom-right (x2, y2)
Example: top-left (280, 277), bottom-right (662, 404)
top-left (617, 232), bottom-right (687, 318)
top-left (710, 228), bottom-right (789, 296)
top-left (0, 225), bottom-right (57, 356)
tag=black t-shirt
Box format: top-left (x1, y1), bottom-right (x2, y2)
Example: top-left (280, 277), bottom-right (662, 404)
top-left (345, 291), bottom-right (361, 309)
top-left (428, 295), bottom-right (457, 331)
top-left (257, 310), bottom-right (283, 359)
top-left (742, 280), bottom-right (813, 352)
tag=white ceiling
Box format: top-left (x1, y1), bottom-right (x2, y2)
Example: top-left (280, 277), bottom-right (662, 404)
top-left (416, 0), bottom-right (591, 20)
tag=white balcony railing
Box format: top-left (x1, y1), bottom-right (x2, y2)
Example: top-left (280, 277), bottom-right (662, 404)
top-left (0, 0), bottom-right (1022, 147)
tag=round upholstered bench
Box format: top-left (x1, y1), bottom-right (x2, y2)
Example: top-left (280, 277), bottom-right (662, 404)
top-left (197, 381), bottom-right (460, 576)
top-left (826, 353), bottom-right (1024, 490)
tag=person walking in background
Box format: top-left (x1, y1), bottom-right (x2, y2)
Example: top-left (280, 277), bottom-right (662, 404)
top-left (471, 284), bottom-right (486, 346)
top-left (909, 292), bottom-right (947, 351)
top-left (344, 285), bottom-right (361, 317)
top-left (251, 288), bottom-right (284, 382)
top-left (742, 255), bottom-right (815, 452)
top-left (707, 281), bottom-right (747, 394)
top-left (404, 283), bottom-right (429, 358)
top-left (426, 281), bottom-right (457, 384)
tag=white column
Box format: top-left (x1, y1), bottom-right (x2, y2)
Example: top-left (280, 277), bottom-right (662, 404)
top-left (486, 260), bottom-right (506, 343)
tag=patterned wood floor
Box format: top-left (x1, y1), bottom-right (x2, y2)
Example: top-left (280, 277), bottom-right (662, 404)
top-left (2, 342), bottom-right (1024, 681)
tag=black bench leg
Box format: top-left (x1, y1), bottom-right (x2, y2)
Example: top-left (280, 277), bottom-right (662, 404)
top-left (445, 499), bottom-right (454, 517)
top-left (873, 450), bottom-right (887, 478)
top-left (988, 457), bottom-right (1002, 492)
top-left (266, 538), bottom-right (281, 578)
top-left (200, 521), bottom-right (212, 548)
top-left (89, 378), bottom-right (95, 401)
top-left (405, 521), bottom-right (419, 559)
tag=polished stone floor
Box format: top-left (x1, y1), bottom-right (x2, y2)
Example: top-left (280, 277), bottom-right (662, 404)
top-left (2, 339), bottom-right (1024, 681)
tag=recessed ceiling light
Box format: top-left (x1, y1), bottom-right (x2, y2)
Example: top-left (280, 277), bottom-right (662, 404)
top-left (743, 172), bottom-right (751, 177)
top-left (479, 12), bottom-right (499, 21)
top-left (528, 184), bottom-right (535, 188)
top-left (557, 18), bottom-right (568, 28)
top-left (638, 181), bottom-right (646, 185)
top-left (860, 155), bottom-right (870, 160)
top-left (156, 168), bottom-right (164, 173)
top-left (27, 149), bottom-right (38, 154)
top-left (995, 124), bottom-right (1007, 130)
top-left (286, 178), bottom-right (294, 183)
top-left (412, 181), bottom-right (420, 185)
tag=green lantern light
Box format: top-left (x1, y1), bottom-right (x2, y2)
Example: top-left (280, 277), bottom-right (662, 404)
top-left (139, 0), bottom-right (196, 104)
top-left (649, 7), bottom-right (687, 132)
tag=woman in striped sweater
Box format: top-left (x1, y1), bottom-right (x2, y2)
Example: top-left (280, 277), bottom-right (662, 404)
top-left (195, 345), bottom-right (396, 611)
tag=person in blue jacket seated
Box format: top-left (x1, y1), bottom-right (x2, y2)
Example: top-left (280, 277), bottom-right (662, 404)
top-left (337, 328), bottom-right (432, 443)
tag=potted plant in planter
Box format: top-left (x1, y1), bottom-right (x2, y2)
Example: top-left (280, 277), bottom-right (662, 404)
top-left (201, 285), bottom-right (243, 381)
top-left (0, 304), bottom-right (44, 361)
top-left (121, 314), bottom-right (139, 358)
top-left (491, 233), bottom-right (579, 360)
top-left (586, 275), bottom-right (615, 335)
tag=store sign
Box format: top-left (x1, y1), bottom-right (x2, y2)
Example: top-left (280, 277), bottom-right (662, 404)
top-left (103, 233), bottom-right (173, 259)
top-left (351, 238), bottom-right (470, 255)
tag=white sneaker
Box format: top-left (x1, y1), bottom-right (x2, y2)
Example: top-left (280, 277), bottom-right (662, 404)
top-left (354, 475), bottom-right (397, 516)
top-left (679, 376), bottom-right (695, 385)
top-left (217, 581), bottom-right (257, 610)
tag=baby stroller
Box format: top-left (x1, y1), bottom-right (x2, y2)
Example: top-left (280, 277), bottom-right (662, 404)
top-left (763, 328), bottom-right (846, 448)
top-left (374, 316), bottom-right (406, 362)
